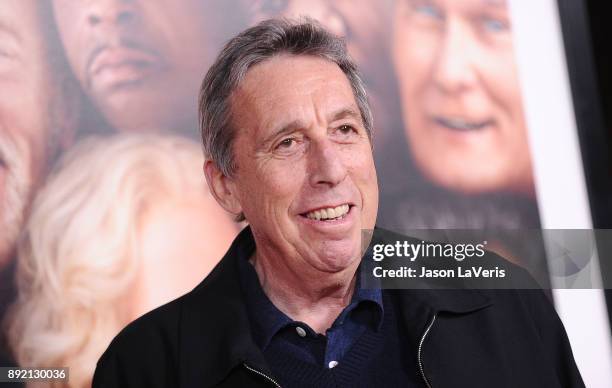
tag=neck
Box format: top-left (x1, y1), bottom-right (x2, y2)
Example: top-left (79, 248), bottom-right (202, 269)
top-left (250, 250), bottom-right (359, 334)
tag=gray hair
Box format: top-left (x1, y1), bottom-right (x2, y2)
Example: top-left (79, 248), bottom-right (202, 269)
top-left (198, 18), bottom-right (373, 178)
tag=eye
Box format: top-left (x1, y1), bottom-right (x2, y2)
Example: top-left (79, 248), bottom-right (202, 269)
top-left (0, 47), bottom-right (13, 60)
top-left (413, 2), bottom-right (443, 20)
top-left (0, 48), bottom-right (16, 74)
top-left (333, 124), bottom-right (361, 142)
top-left (275, 137), bottom-right (296, 149)
top-left (338, 124), bottom-right (355, 134)
top-left (482, 17), bottom-right (508, 32)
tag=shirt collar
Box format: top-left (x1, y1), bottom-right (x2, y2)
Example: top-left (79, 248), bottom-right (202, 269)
top-left (237, 246), bottom-right (384, 350)
top-left (237, 254), bottom-right (292, 350)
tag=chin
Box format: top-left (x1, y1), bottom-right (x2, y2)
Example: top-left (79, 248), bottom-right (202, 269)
top-left (312, 242), bottom-right (361, 273)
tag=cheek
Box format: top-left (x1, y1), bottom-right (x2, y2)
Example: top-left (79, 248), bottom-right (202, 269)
top-left (262, 160), bottom-right (304, 193)
top-left (476, 48), bottom-right (527, 138)
top-left (0, 81), bottom-right (48, 157)
top-left (59, 34), bottom-right (86, 83)
top-left (52, 8), bottom-right (83, 71)
top-left (51, 4), bottom-right (76, 36)
top-left (474, 41), bottom-right (521, 103)
top-left (239, 161), bottom-right (306, 217)
top-left (356, 147), bottom-right (377, 176)
top-left (352, 153), bottom-right (379, 227)
top-left (394, 29), bottom-right (436, 106)
top-left (346, 146), bottom-right (378, 190)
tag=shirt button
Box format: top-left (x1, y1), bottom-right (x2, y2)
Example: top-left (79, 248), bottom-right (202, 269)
top-left (328, 361), bottom-right (339, 369)
top-left (295, 326), bottom-right (307, 337)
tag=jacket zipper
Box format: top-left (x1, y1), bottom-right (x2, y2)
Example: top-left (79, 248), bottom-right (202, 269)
top-left (243, 362), bottom-right (282, 387)
top-left (418, 314), bottom-right (437, 388)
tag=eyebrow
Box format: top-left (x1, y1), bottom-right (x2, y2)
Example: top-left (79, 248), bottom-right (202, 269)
top-left (330, 107), bottom-right (362, 123)
top-left (482, 0), bottom-right (507, 8)
top-left (259, 106), bottom-right (363, 149)
top-left (259, 119), bottom-right (304, 149)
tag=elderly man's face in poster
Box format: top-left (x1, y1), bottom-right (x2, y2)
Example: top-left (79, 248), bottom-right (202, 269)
top-left (393, 0), bottom-right (533, 196)
top-left (0, 0), bottom-right (64, 267)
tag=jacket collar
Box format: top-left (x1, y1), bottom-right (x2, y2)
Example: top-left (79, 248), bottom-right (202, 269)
top-left (178, 226), bottom-right (492, 387)
top-left (179, 226), bottom-right (269, 387)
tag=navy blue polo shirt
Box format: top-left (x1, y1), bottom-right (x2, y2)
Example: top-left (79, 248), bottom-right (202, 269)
top-left (237, 252), bottom-right (384, 369)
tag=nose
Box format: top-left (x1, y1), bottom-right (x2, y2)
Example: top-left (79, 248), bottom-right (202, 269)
top-left (308, 139), bottom-right (348, 188)
top-left (431, 20), bottom-right (478, 94)
top-left (86, 0), bottom-right (138, 27)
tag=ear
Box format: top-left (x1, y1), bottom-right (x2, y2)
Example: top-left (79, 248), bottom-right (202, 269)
top-left (203, 160), bottom-right (243, 218)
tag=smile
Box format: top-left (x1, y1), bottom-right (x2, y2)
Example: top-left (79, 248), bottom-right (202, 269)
top-left (433, 116), bottom-right (495, 131)
top-left (303, 204), bottom-right (350, 221)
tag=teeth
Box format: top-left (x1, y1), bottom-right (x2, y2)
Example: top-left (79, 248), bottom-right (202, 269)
top-left (305, 204), bottom-right (349, 221)
top-left (435, 117), bottom-right (491, 131)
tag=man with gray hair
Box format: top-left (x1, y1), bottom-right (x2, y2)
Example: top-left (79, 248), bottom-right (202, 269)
top-left (93, 18), bottom-right (583, 388)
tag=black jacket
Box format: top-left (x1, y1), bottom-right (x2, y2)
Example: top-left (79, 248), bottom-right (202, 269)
top-left (93, 227), bottom-right (584, 388)
top-left (1, 260), bottom-right (17, 368)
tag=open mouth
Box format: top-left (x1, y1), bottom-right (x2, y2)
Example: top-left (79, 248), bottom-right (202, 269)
top-left (433, 116), bottom-right (495, 131)
top-left (301, 204), bottom-right (352, 221)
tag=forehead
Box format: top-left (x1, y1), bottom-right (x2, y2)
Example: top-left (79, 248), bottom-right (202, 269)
top-left (423, 0), bottom-right (507, 12)
top-left (230, 55), bottom-right (358, 133)
top-left (52, 0), bottom-right (224, 20)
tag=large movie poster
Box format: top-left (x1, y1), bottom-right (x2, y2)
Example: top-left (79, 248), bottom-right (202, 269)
top-left (0, 1), bottom-right (548, 386)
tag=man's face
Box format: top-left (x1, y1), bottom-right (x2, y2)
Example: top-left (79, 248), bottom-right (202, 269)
top-left (0, 1), bottom-right (57, 266)
top-left (229, 55), bottom-right (378, 273)
top-left (280, 0), bottom-right (391, 76)
top-left (52, 0), bottom-right (231, 133)
top-left (393, 0), bottom-right (533, 195)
